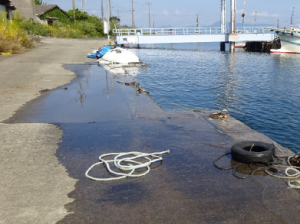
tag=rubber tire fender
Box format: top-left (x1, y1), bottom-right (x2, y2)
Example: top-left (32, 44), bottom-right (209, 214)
top-left (231, 141), bottom-right (275, 163)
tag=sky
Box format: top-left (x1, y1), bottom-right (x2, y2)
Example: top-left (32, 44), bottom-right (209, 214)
top-left (44, 0), bottom-right (300, 28)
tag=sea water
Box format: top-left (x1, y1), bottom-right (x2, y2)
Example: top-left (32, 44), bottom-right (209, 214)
top-left (125, 43), bottom-right (300, 153)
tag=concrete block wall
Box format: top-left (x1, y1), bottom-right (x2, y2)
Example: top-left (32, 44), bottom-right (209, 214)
top-left (0, 4), bottom-right (6, 12)
top-left (11, 0), bottom-right (36, 20)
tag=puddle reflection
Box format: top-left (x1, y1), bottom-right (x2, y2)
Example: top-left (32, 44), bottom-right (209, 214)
top-left (102, 71), bottom-right (114, 99)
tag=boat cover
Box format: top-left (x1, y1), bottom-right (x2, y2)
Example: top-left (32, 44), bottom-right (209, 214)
top-left (87, 45), bottom-right (119, 58)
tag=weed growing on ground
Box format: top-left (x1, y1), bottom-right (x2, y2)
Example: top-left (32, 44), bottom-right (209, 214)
top-left (0, 11), bottom-right (34, 54)
top-left (0, 9), bottom-right (120, 54)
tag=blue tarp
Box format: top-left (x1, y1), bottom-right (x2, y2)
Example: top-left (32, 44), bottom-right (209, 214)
top-left (87, 45), bottom-right (119, 58)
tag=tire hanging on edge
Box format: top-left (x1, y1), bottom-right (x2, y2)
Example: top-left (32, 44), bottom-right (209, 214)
top-left (231, 141), bottom-right (275, 163)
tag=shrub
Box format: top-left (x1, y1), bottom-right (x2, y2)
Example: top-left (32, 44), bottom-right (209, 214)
top-left (75, 21), bottom-right (98, 37)
top-left (0, 11), bottom-right (34, 54)
top-left (20, 19), bottom-right (50, 36)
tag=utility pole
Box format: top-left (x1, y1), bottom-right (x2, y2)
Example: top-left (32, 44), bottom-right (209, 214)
top-left (72, 0), bottom-right (75, 20)
top-left (196, 14), bottom-right (199, 28)
top-left (147, 2), bottom-right (152, 28)
top-left (106, 0), bottom-right (111, 39)
top-left (277, 19), bottom-right (279, 28)
top-left (153, 14), bottom-right (155, 28)
top-left (254, 11), bottom-right (257, 27)
top-left (132, 0), bottom-right (135, 28)
top-left (101, 0), bottom-right (104, 20)
top-left (109, 0), bottom-right (112, 17)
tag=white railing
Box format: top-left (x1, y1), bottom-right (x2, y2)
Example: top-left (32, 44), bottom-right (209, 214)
top-left (113, 27), bottom-right (273, 36)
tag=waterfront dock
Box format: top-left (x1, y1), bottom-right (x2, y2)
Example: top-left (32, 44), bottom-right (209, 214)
top-left (1, 38), bottom-right (300, 224)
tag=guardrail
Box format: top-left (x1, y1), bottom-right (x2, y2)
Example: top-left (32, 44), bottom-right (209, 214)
top-left (112, 27), bottom-right (273, 36)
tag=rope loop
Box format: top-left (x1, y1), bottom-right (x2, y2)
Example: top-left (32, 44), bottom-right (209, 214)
top-left (85, 150), bottom-right (170, 181)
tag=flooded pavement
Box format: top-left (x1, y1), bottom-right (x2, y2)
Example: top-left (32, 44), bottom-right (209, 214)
top-left (6, 64), bottom-right (300, 223)
top-left (0, 38), bottom-right (108, 224)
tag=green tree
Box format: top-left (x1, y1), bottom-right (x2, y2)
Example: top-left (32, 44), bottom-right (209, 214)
top-left (109, 16), bottom-right (120, 24)
top-left (35, 0), bottom-right (46, 5)
top-left (67, 9), bottom-right (88, 21)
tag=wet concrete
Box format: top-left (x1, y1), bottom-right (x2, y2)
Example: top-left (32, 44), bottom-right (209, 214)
top-left (6, 63), bottom-right (300, 223)
top-left (0, 38), bottom-right (109, 224)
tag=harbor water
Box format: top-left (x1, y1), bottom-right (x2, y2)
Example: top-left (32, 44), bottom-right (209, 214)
top-left (124, 43), bottom-right (300, 153)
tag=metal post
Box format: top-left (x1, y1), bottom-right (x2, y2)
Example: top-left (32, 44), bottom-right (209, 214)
top-left (242, 1), bottom-right (246, 28)
top-left (147, 2), bottom-right (152, 28)
top-left (132, 0), bottom-right (135, 28)
top-left (72, 0), bottom-right (75, 20)
top-left (230, 0), bottom-right (236, 52)
top-left (106, 0), bottom-right (111, 39)
top-left (291, 7), bottom-right (295, 29)
top-left (220, 0), bottom-right (226, 51)
top-left (109, 0), bottom-right (111, 17)
top-left (153, 14), bottom-right (155, 28)
top-left (221, 0), bottom-right (226, 34)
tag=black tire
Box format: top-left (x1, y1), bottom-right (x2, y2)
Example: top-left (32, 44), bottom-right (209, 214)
top-left (231, 141), bottom-right (275, 163)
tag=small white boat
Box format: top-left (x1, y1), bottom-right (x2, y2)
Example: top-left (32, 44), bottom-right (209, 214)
top-left (98, 48), bottom-right (146, 66)
top-left (268, 27), bottom-right (300, 54)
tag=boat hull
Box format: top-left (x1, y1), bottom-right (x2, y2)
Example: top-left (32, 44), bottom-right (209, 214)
top-left (271, 32), bottom-right (300, 54)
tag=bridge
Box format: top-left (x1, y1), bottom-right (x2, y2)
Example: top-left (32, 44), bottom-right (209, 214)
top-left (111, 0), bottom-right (276, 52)
top-left (113, 27), bottom-right (275, 47)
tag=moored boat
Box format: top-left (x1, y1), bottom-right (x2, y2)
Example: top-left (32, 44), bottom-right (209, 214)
top-left (268, 27), bottom-right (300, 54)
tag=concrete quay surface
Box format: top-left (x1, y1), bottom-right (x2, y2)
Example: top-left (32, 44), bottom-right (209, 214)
top-left (1, 38), bottom-right (300, 224)
top-left (0, 38), bottom-right (108, 224)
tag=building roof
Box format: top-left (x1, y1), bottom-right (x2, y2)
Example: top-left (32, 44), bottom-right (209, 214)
top-left (35, 4), bottom-right (70, 18)
top-left (0, 0), bottom-right (16, 10)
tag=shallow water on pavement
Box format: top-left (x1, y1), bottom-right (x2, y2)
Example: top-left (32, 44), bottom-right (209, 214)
top-left (5, 62), bottom-right (296, 223)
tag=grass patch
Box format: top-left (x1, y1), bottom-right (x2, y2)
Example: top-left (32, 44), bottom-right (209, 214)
top-left (0, 11), bottom-right (34, 54)
top-left (0, 9), bottom-right (121, 54)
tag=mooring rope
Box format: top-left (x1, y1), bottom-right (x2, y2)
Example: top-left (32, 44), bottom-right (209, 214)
top-left (85, 150), bottom-right (170, 181)
top-left (288, 180), bottom-right (300, 189)
top-left (214, 151), bottom-right (300, 188)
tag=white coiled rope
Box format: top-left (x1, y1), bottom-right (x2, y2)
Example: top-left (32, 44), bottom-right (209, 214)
top-left (288, 180), bottom-right (300, 189)
top-left (264, 153), bottom-right (300, 189)
top-left (85, 150), bottom-right (170, 181)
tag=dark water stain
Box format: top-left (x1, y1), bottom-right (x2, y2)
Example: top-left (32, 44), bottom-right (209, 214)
top-left (5, 64), bottom-right (133, 124)
top-left (100, 182), bottom-right (149, 204)
top-left (3, 63), bottom-right (288, 223)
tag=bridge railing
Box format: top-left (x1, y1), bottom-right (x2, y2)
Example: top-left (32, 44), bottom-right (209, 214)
top-left (112, 27), bottom-right (273, 36)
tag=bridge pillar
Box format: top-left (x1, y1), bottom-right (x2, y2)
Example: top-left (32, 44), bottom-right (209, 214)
top-left (221, 0), bottom-right (226, 34)
top-left (220, 42), bottom-right (226, 51)
top-left (230, 42), bottom-right (235, 52)
top-left (230, 0), bottom-right (236, 52)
